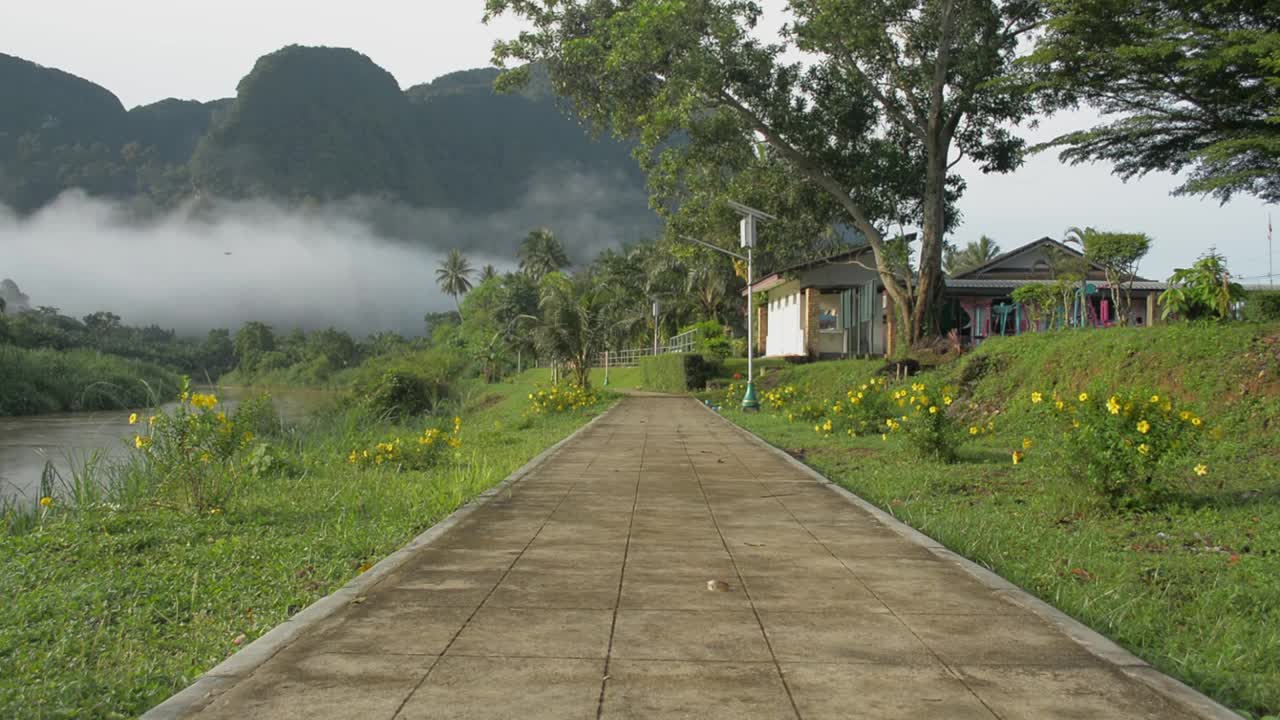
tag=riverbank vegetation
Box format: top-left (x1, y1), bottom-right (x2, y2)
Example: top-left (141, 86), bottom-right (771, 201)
top-left (0, 369), bottom-right (612, 717)
top-left (0, 345), bottom-right (178, 416)
top-left (708, 324), bottom-right (1280, 718)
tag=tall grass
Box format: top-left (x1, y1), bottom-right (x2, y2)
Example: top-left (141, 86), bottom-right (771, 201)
top-left (0, 345), bottom-right (178, 416)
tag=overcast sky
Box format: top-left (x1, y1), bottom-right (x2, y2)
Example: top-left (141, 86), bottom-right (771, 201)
top-left (3, 0), bottom-right (1275, 283)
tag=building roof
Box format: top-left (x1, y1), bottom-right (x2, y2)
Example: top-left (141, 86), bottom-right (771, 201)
top-left (950, 237), bottom-right (1102, 279)
top-left (945, 277), bottom-right (1167, 291)
top-left (746, 241), bottom-right (877, 294)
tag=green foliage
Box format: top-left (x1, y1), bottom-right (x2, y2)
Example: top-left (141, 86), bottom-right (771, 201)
top-left (130, 379), bottom-right (270, 511)
top-left (358, 369), bottom-right (448, 422)
top-left (1160, 250), bottom-right (1247, 321)
top-left (1244, 291), bottom-right (1280, 322)
top-left (1030, 389), bottom-right (1209, 508)
top-left (535, 271), bottom-right (623, 388)
top-left (894, 381), bottom-right (968, 463)
top-left (527, 384), bottom-right (601, 414)
top-left (1028, 0), bottom-right (1280, 203)
top-left (640, 353), bottom-right (718, 394)
top-left (1011, 283), bottom-right (1058, 330)
top-left (944, 236), bottom-right (1002, 276)
top-left (488, 0), bottom-right (1046, 343)
top-left (682, 320), bottom-right (734, 361)
top-left (518, 229), bottom-right (571, 281)
top-left (0, 345), bottom-right (177, 416)
top-left (435, 249), bottom-right (475, 313)
top-left (1082, 229), bottom-right (1153, 323)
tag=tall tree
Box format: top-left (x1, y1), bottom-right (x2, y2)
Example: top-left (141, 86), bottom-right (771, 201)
top-left (518, 228), bottom-right (571, 281)
top-left (944, 235), bottom-right (1002, 275)
top-left (479, 264), bottom-right (499, 283)
top-left (1029, 0), bottom-right (1280, 203)
top-left (535, 271), bottom-right (620, 388)
top-left (486, 0), bottom-right (1044, 351)
top-left (435, 248), bottom-right (475, 316)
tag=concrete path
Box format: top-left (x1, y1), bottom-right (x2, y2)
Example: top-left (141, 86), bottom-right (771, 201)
top-left (180, 397), bottom-right (1227, 719)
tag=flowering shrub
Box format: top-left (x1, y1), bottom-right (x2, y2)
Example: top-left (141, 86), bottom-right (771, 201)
top-left (892, 381), bottom-right (967, 462)
top-left (1030, 388), bottom-right (1209, 508)
top-left (347, 416), bottom-right (463, 471)
top-left (762, 385), bottom-right (798, 411)
top-left (528, 384), bottom-right (599, 414)
top-left (130, 378), bottom-right (272, 511)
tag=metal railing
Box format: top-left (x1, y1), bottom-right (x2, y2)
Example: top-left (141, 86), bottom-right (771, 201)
top-left (593, 329), bottom-right (697, 368)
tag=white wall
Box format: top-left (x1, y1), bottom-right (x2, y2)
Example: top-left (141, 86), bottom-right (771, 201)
top-left (765, 281), bottom-right (806, 357)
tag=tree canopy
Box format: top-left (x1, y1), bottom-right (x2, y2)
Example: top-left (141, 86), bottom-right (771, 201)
top-left (486, 0), bottom-right (1045, 348)
top-left (1029, 0), bottom-right (1280, 203)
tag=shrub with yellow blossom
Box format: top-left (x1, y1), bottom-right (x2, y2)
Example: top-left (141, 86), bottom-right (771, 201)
top-left (1030, 387), bottom-right (1210, 508)
top-left (129, 378), bottom-right (277, 511)
top-left (893, 381), bottom-right (968, 462)
top-left (527, 384), bottom-right (600, 415)
top-left (347, 416), bottom-right (464, 471)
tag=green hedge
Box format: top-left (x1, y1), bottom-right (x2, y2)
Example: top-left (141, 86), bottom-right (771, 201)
top-left (640, 353), bottom-right (719, 393)
top-left (1243, 290), bottom-right (1280, 322)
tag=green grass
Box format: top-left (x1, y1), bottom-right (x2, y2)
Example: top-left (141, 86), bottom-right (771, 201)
top-left (0, 345), bottom-right (179, 416)
top-left (706, 324), bottom-right (1280, 719)
top-left (0, 370), bottom-right (612, 718)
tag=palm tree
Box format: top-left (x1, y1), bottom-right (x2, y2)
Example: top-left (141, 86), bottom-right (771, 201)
top-left (943, 235), bottom-right (1001, 276)
top-left (518, 229), bottom-right (571, 281)
top-left (535, 272), bottom-right (619, 388)
top-left (435, 249), bottom-right (475, 317)
top-left (479, 264), bottom-right (498, 283)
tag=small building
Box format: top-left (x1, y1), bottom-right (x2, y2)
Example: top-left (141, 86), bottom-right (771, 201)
top-left (749, 237), bottom-right (1166, 359)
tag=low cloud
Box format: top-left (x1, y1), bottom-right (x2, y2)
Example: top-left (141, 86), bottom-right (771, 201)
top-left (0, 171), bottom-right (657, 337)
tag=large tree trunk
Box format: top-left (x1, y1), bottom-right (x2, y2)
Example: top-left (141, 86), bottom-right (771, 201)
top-left (914, 146), bottom-right (949, 345)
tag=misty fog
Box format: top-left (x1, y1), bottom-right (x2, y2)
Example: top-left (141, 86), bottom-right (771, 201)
top-left (0, 171), bottom-right (658, 337)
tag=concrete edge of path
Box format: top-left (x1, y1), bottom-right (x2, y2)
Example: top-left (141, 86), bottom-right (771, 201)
top-left (696, 399), bottom-right (1242, 720)
top-left (140, 401), bottom-right (621, 720)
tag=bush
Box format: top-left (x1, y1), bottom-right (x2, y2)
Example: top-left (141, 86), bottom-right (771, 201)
top-left (682, 321), bottom-right (735, 360)
top-left (1029, 388), bottom-right (1210, 508)
top-left (346, 417), bottom-right (462, 471)
top-left (359, 370), bottom-right (448, 421)
top-left (1242, 290), bottom-right (1280, 322)
top-left (640, 353), bottom-right (718, 393)
top-left (890, 380), bottom-right (967, 462)
top-left (129, 379), bottom-right (264, 511)
top-left (528, 384), bottom-right (599, 414)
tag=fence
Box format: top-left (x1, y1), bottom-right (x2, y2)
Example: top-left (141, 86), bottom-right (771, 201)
top-left (592, 329), bottom-right (697, 368)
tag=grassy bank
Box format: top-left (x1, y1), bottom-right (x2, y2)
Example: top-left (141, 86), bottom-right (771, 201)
top-left (0, 345), bottom-right (179, 416)
top-left (0, 370), bottom-right (612, 718)
top-left (709, 324), bottom-right (1279, 718)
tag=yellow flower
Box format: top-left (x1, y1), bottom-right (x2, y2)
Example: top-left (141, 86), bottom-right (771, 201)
top-left (148, 415), bottom-right (157, 426)
top-left (929, 406), bottom-right (939, 415)
top-left (1137, 443), bottom-right (1151, 456)
top-left (1150, 394), bottom-right (1160, 403)
top-left (1031, 392), bottom-right (1043, 404)
top-left (1072, 419), bottom-right (1081, 429)
top-left (1180, 411), bottom-right (1192, 421)
top-left (1107, 397), bottom-right (1121, 415)
top-left (1078, 393), bottom-right (1089, 402)
top-left (1012, 451), bottom-right (1024, 465)
top-left (882, 434), bottom-right (888, 442)
top-left (1137, 420), bottom-right (1151, 434)
top-left (39, 496), bottom-right (52, 508)
top-left (1191, 417), bottom-right (1203, 427)
top-left (969, 426), bottom-right (979, 435)
top-left (134, 435), bottom-right (151, 449)
top-left (943, 396), bottom-right (953, 406)
top-left (1194, 464), bottom-right (1209, 476)
top-left (128, 413), bottom-right (138, 425)
top-left (1022, 437), bottom-right (1033, 450)
top-left (1055, 400), bottom-right (1066, 411)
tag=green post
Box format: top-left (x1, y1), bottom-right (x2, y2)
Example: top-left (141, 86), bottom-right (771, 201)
top-left (742, 381), bottom-right (760, 411)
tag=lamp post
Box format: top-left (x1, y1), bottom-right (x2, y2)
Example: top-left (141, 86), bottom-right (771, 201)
top-left (680, 200), bottom-right (777, 412)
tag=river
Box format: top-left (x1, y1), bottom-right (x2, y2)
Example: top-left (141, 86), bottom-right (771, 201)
top-left (0, 387), bottom-right (338, 506)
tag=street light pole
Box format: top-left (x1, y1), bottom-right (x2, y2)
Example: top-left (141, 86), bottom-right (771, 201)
top-left (678, 200), bottom-right (776, 412)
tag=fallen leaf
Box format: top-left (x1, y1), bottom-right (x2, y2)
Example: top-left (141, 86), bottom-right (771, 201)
top-left (231, 633), bottom-right (246, 646)
top-left (706, 579), bottom-right (731, 592)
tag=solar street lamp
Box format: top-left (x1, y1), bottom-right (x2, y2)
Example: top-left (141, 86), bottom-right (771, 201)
top-left (680, 200), bottom-right (776, 411)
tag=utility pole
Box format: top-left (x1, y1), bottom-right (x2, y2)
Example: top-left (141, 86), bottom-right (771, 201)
top-left (679, 200), bottom-right (777, 412)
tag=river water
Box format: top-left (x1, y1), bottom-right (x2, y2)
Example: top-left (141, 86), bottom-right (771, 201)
top-left (0, 387), bottom-right (337, 506)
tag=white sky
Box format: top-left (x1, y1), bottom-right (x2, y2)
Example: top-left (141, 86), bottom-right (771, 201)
top-left (3, 0), bottom-right (1275, 283)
